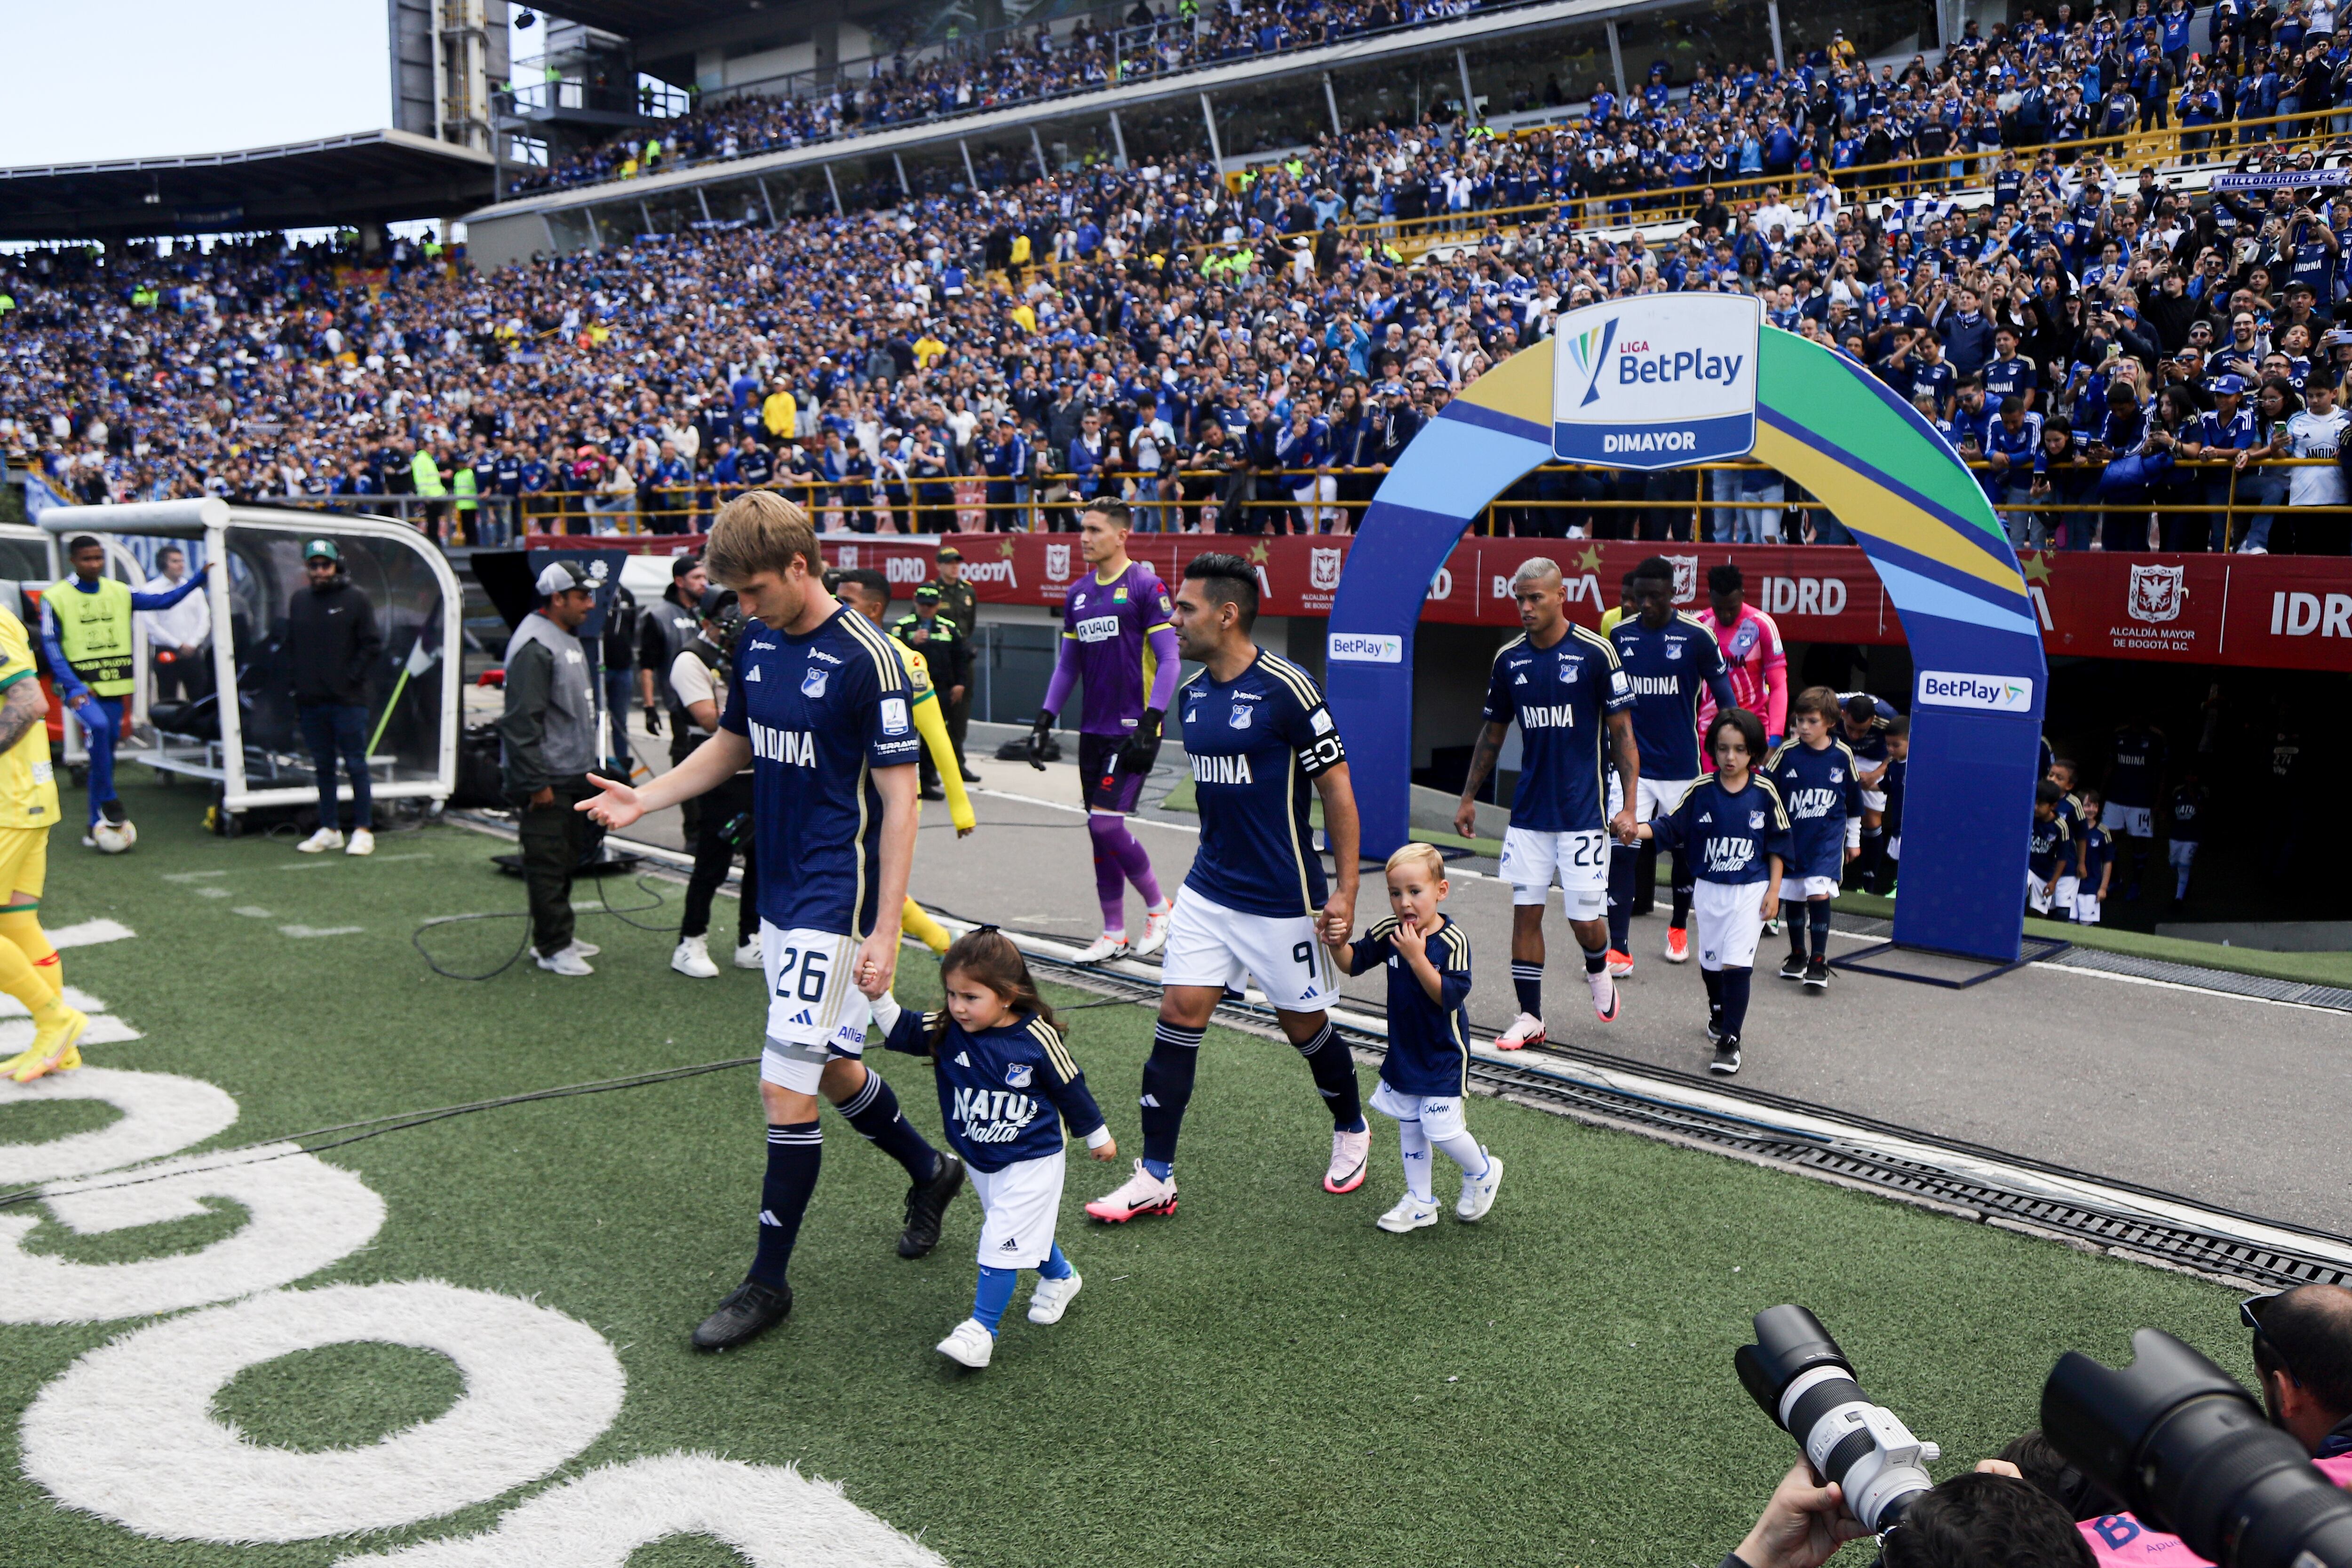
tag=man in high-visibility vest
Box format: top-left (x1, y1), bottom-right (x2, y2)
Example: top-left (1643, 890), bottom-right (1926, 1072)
top-left (451, 452), bottom-right (480, 546)
top-left (41, 536), bottom-right (208, 846)
top-left (411, 442), bottom-right (449, 542)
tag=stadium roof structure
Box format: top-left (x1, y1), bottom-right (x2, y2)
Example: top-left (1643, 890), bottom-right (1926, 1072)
top-left (527, 0), bottom-right (750, 33)
top-left (0, 129), bottom-right (498, 243)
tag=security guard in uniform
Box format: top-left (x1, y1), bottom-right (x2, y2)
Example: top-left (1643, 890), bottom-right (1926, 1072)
top-left (41, 535), bottom-right (208, 846)
top-left (890, 584), bottom-right (968, 801)
top-left (923, 546), bottom-right (980, 782)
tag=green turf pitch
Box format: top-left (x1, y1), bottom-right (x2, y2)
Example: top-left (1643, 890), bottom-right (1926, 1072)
top-left (0, 784), bottom-right (2253, 1567)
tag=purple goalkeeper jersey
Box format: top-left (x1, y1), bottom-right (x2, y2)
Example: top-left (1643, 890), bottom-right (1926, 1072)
top-left (1060, 562), bottom-right (1176, 735)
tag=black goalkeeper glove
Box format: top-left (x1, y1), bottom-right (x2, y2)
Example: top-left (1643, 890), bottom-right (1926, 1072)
top-left (644, 707), bottom-right (662, 737)
top-left (1026, 709), bottom-right (1056, 771)
top-left (1117, 708), bottom-right (1165, 776)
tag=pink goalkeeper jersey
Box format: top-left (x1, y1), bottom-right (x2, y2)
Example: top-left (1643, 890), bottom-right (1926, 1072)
top-left (2078, 1455), bottom-right (2352, 1566)
top-left (1698, 604), bottom-right (1788, 740)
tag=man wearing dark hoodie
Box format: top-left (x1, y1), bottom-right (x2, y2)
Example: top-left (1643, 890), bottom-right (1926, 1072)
top-left (285, 539), bottom-right (385, 856)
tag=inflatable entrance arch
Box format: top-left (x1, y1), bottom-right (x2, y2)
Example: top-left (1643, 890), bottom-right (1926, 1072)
top-left (1326, 326), bottom-right (2047, 964)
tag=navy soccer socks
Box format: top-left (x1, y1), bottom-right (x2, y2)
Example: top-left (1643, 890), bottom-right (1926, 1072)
top-left (1296, 1019), bottom-right (1365, 1133)
top-left (836, 1069), bottom-right (942, 1184)
top-left (1139, 1020), bottom-right (1205, 1178)
top-left (748, 1120), bottom-right (822, 1289)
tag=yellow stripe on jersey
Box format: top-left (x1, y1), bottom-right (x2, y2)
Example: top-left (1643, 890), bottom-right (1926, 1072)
top-left (1028, 1018), bottom-right (1080, 1083)
top-left (840, 610), bottom-right (907, 694)
top-left (1257, 651), bottom-right (1324, 711)
top-left (1367, 915), bottom-right (1401, 940)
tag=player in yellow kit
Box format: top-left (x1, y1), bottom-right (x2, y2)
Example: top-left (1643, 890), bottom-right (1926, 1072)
top-left (832, 570), bottom-right (972, 953)
top-left (0, 601), bottom-right (89, 1082)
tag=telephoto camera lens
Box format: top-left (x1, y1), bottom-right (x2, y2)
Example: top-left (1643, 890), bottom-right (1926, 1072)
top-left (2042, 1329), bottom-right (2352, 1568)
top-left (1734, 1305), bottom-right (1941, 1532)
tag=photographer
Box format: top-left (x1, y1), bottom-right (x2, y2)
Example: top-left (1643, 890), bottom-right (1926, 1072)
top-left (667, 588), bottom-right (757, 980)
top-left (2246, 1284), bottom-right (2352, 1461)
top-left (1728, 1462), bottom-right (2094, 1568)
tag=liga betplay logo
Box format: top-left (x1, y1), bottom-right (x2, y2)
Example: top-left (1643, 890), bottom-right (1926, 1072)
top-left (1551, 294), bottom-right (1763, 471)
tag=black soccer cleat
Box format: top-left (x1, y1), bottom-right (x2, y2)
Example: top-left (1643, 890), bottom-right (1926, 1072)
top-left (1706, 1011), bottom-right (1724, 1046)
top-left (692, 1279), bottom-right (793, 1352)
top-left (1804, 957), bottom-right (1830, 990)
top-left (1778, 952), bottom-right (1807, 981)
top-left (1710, 1038), bottom-right (1743, 1076)
top-left (898, 1151), bottom-right (966, 1259)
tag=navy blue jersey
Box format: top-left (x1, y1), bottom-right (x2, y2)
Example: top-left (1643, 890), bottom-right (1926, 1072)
top-left (1651, 774), bottom-right (1794, 886)
top-left (1883, 756), bottom-right (1907, 836)
top-left (721, 606), bottom-right (922, 935)
top-left (2028, 809), bottom-right (2072, 879)
top-left (2169, 782), bottom-right (2205, 843)
top-left (1764, 739), bottom-right (1864, 881)
top-left (1611, 613), bottom-right (1733, 780)
top-left (1481, 625), bottom-right (1633, 834)
top-left (1337, 915), bottom-right (1471, 1097)
top-left (2053, 793), bottom-right (2088, 874)
top-left (1177, 649), bottom-right (1344, 919)
top-left (2079, 824), bottom-right (2111, 891)
top-left (1837, 691), bottom-right (1897, 770)
top-left (2106, 725), bottom-right (2165, 809)
top-left (879, 1007), bottom-right (1105, 1174)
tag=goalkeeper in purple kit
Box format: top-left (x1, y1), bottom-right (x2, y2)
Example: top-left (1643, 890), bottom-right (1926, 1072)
top-left (1027, 501), bottom-right (1182, 963)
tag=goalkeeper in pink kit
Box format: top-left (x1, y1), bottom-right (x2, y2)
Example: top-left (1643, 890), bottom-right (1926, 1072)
top-left (1026, 501), bottom-right (1182, 962)
top-left (1696, 564), bottom-right (1788, 748)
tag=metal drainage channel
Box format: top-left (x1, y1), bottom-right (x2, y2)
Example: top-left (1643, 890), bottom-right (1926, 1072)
top-left (1834, 915), bottom-right (2352, 1014)
top-left (1009, 932), bottom-right (2352, 1294)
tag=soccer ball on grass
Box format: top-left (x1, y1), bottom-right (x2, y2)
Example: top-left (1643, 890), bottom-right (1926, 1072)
top-left (92, 819), bottom-right (137, 854)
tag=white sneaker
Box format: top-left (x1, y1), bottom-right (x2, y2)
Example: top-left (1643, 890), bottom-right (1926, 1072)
top-left (1588, 969), bottom-right (1621, 1023)
top-left (2240, 544), bottom-right (2268, 555)
top-left (671, 936), bottom-right (719, 978)
top-left (1131, 905), bottom-right (1173, 958)
top-left (732, 937), bottom-right (763, 971)
top-left (296, 828), bottom-right (344, 854)
top-left (564, 939), bottom-right (600, 958)
top-left (1324, 1125), bottom-right (1371, 1194)
top-left (1457, 1149), bottom-right (1503, 1222)
top-left (935, 1318), bottom-right (994, 1368)
top-left (535, 947), bottom-right (594, 977)
top-left (1083, 1160), bottom-right (1178, 1222)
top-left (345, 828), bottom-right (375, 856)
top-left (1494, 1011), bottom-right (1546, 1051)
top-left (1071, 932), bottom-right (1130, 964)
top-left (1026, 1270), bottom-right (1083, 1324)
top-left (1376, 1193), bottom-right (1440, 1233)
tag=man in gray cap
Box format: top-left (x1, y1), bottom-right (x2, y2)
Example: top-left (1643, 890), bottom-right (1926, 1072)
top-left (500, 560), bottom-right (602, 975)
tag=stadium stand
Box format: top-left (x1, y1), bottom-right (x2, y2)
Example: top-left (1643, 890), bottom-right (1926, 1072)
top-left (8, 7), bottom-right (2352, 553)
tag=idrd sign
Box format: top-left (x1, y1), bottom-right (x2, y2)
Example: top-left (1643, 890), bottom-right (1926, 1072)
top-left (1762, 575), bottom-right (1848, 617)
top-left (1551, 293), bottom-right (1762, 470)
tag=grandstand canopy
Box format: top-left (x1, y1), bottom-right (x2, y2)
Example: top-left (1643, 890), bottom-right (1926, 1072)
top-left (0, 129), bottom-right (497, 243)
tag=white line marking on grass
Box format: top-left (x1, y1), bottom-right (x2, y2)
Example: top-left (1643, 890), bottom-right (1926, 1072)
top-left (278, 925), bottom-right (366, 939)
top-left (160, 872), bottom-right (227, 884)
top-left (48, 919), bottom-right (135, 949)
top-left (0, 1145), bottom-right (385, 1323)
top-left (277, 854), bottom-right (433, 871)
top-left (0, 1017), bottom-right (144, 1055)
top-left (21, 1281), bottom-right (625, 1543)
top-left (229, 907), bottom-right (274, 919)
top-left (332, 1453), bottom-right (951, 1567)
top-left (0, 1069), bottom-right (238, 1183)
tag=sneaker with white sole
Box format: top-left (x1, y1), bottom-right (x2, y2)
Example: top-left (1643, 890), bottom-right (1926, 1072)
top-left (1710, 1039), bottom-right (1743, 1075)
top-left (1588, 969), bottom-right (1621, 1023)
top-left (1376, 1193), bottom-right (1440, 1233)
top-left (672, 936), bottom-right (719, 978)
top-left (296, 827), bottom-right (344, 854)
top-left (1494, 1011), bottom-right (1546, 1051)
top-left (733, 937), bottom-right (762, 970)
top-left (1324, 1125), bottom-right (1371, 1193)
top-left (535, 947), bottom-right (594, 977)
top-left (1084, 1160), bottom-right (1178, 1222)
top-left (1131, 905), bottom-right (1173, 959)
top-left (1026, 1270), bottom-right (1083, 1324)
top-left (564, 939), bottom-right (600, 958)
top-left (1071, 933), bottom-right (1130, 964)
top-left (1456, 1149), bottom-right (1503, 1222)
top-left (1662, 927), bottom-right (1690, 963)
top-left (1605, 948), bottom-right (1635, 978)
top-left (935, 1318), bottom-right (995, 1368)
top-left (345, 828), bottom-right (375, 856)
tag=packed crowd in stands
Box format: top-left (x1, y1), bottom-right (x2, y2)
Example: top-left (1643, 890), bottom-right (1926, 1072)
top-left (512, 0), bottom-right (1510, 196)
top-left (8, 11), bottom-right (2352, 553)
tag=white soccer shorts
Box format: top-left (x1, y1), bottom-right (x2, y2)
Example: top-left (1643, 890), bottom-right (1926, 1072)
top-left (1636, 775), bottom-right (1698, 824)
top-left (2073, 892), bottom-right (2104, 925)
top-left (1369, 1081), bottom-right (1468, 1139)
top-left (2026, 873), bottom-right (2055, 914)
top-left (1500, 826), bottom-right (1610, 920)
top-left (1796, 875), bottom-right (1842, 900)
top-left (1859, 784), bottom-right (1889, 813)
top-left (758, 923), bottom-right (873, 1094)
top-left (1692, 879), bottom-right (1768, 971)
top-left (2052, 875), bottom-right (2080, 912)
top-left (969, 1149), bottom-right (1065, 1270)
top-left (2169, 841), bottom-right (2199, 870)
top-left (2107, 804), bottom-right (2154, 839)
top-left (1160, 887), bottom-right (1340, 1012)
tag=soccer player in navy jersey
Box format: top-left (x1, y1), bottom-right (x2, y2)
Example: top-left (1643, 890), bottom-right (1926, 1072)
top-left (580, 494), bottom-right (967, 1352)
top-left (1085, 553), bottom-right (1370, 1222)
top-left (1609, 557), bottom-right (1739, 970)
top-left (1026, 501), bottom-right (1181, 962)
top-left (1838, 690), bottom-right (1899, 889)
top-left (1454, 558), bottom-right (1639, 1051)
